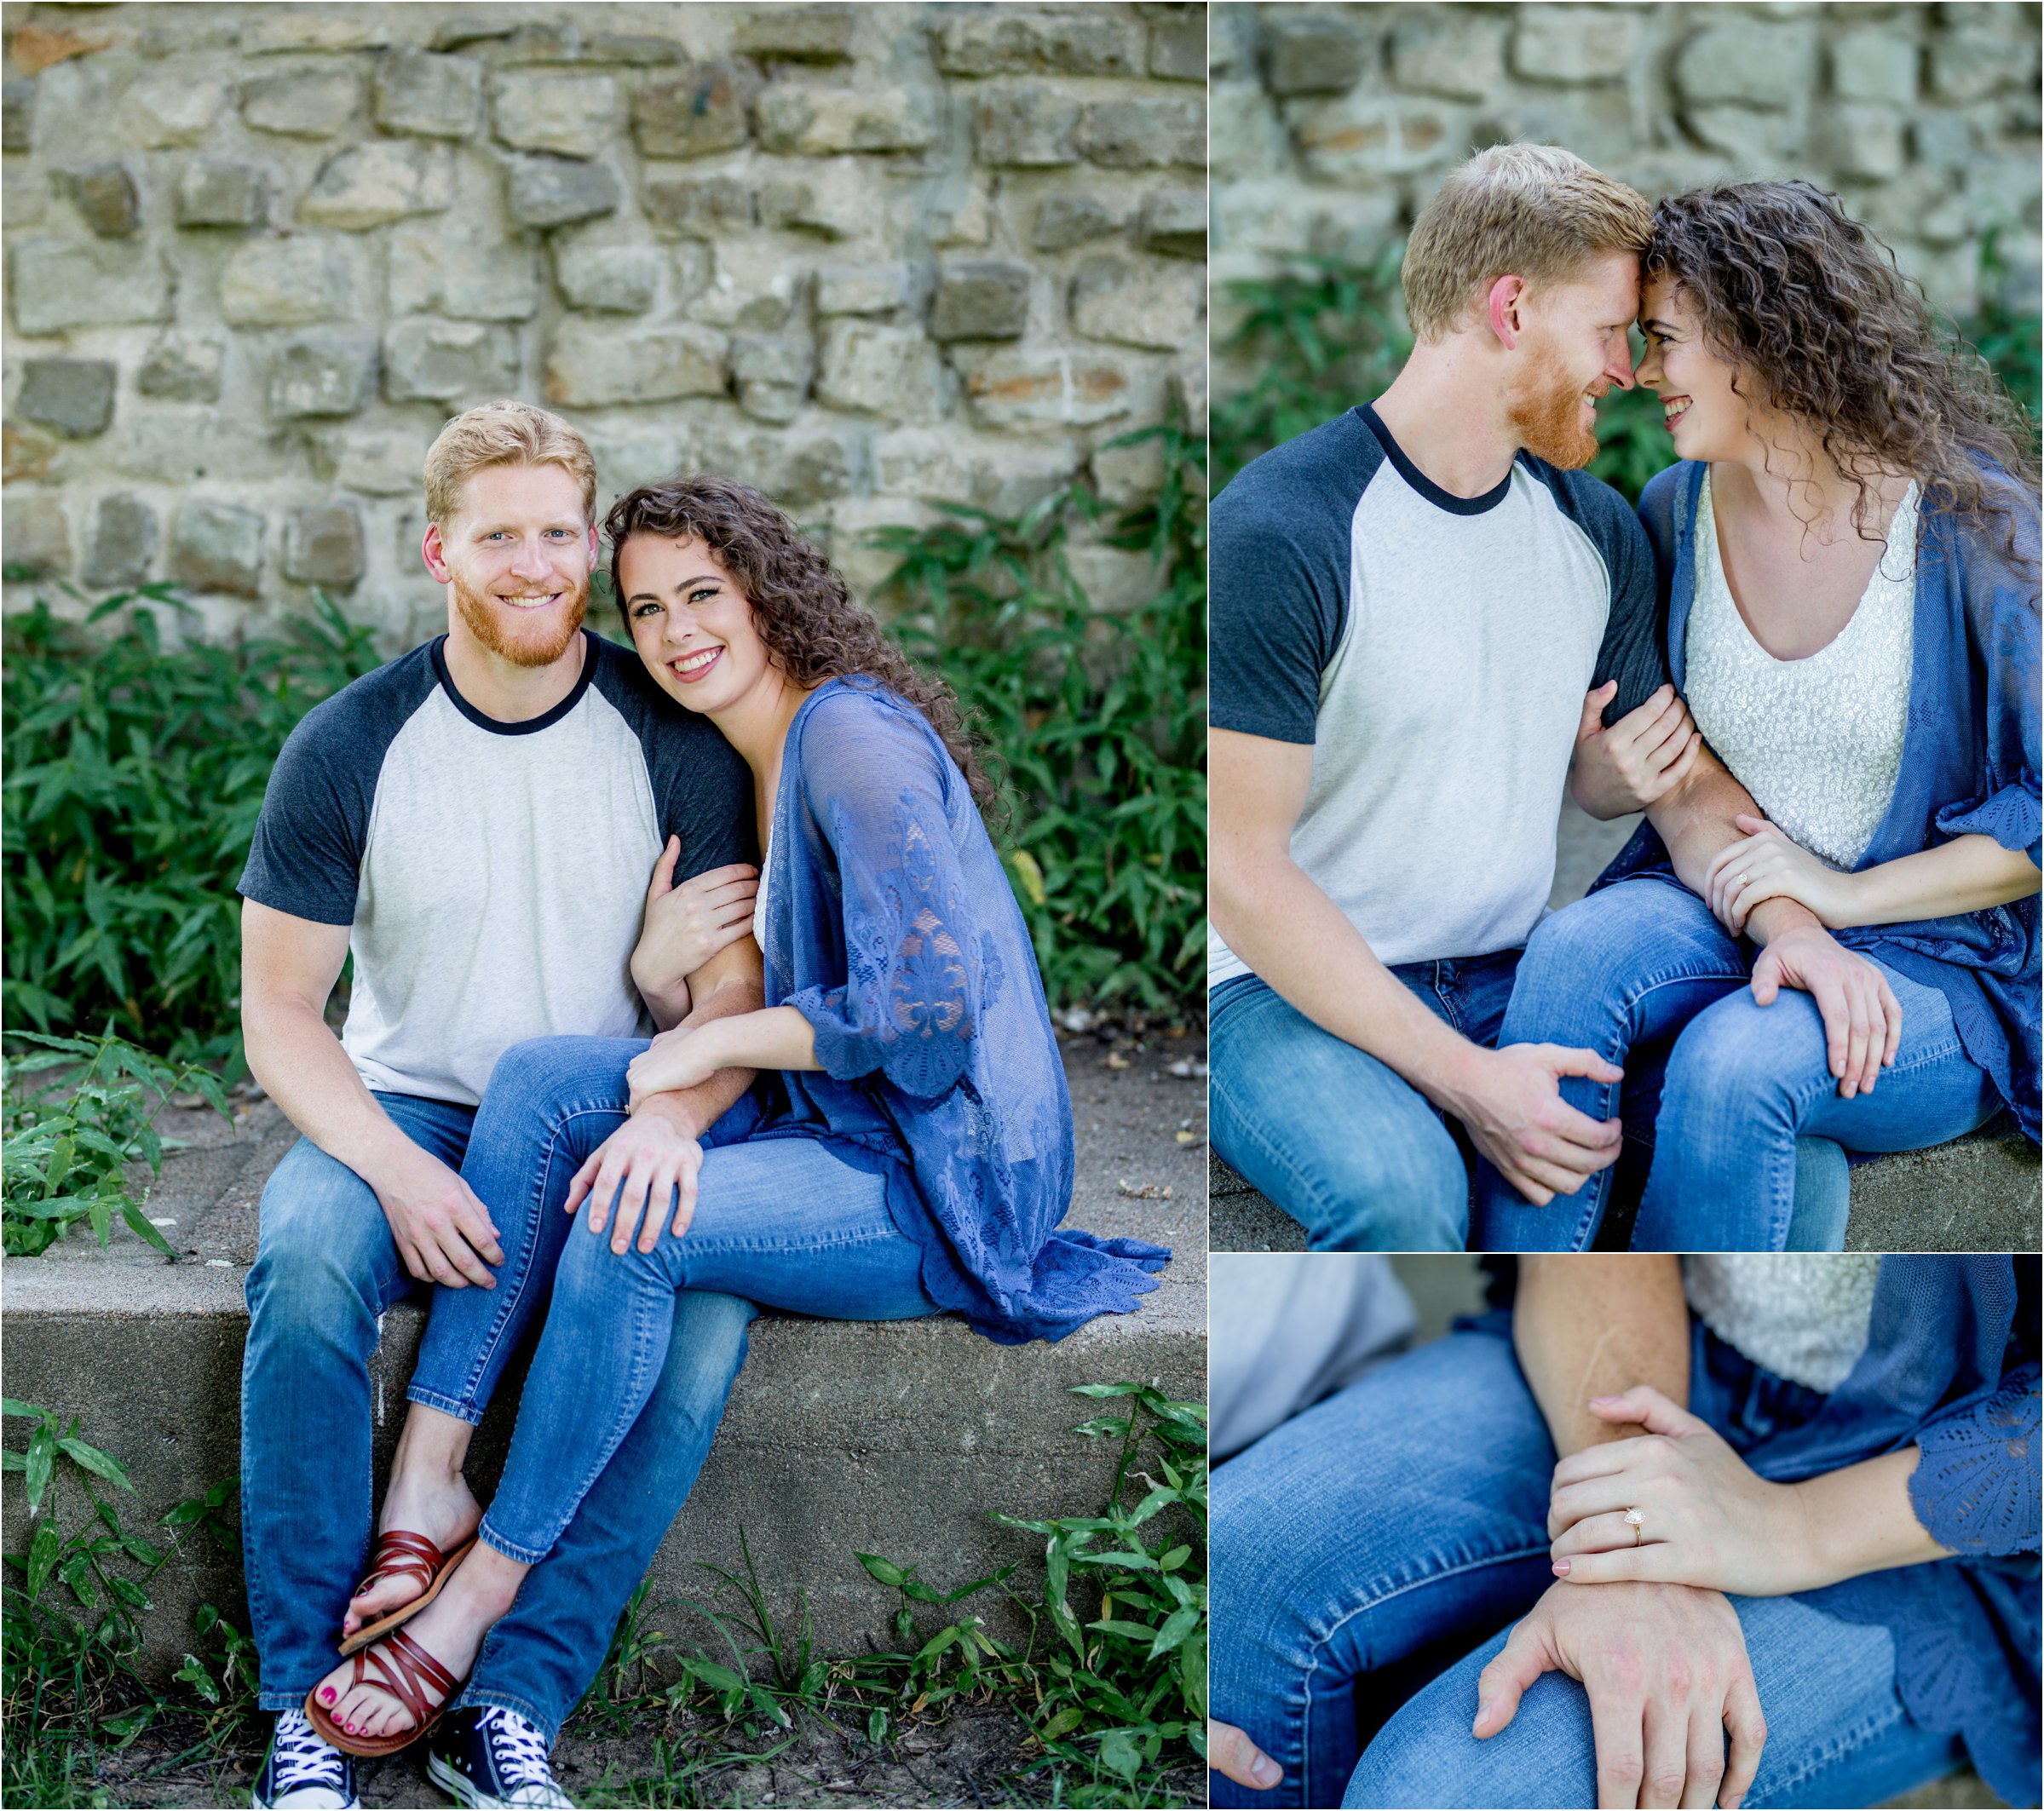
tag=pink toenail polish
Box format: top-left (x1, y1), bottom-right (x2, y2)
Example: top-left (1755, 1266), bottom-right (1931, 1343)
top-left (320, 1687), bottom-right (336, 1704)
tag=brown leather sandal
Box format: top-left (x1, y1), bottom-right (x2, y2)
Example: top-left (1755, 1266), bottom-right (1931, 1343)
top-left (306, 1624), bottom-right (465, 1757)
top-left (338, 1529), bottom-right (475, 1657)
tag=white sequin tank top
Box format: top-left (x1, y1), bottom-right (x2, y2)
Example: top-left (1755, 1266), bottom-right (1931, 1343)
top-left (1684, 1255), bottom-right (1881, 1394)
top-left (1685, 473), bottom-right (1916, 869)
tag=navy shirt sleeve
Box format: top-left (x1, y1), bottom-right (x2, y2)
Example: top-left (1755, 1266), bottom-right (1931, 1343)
top-left (1209, 411), bottom-right (1381, 745)
top-left (237, 650), bottom-right (435, 926)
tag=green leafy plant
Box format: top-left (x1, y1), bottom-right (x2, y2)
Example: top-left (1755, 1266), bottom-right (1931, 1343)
top-left (2, 589), bottom-right (382, 1072)
top-left (3, 1031), bottom-right (232, 1258)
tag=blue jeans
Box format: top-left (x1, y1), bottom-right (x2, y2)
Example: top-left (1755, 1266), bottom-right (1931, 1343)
top-left (405, 1037), bottom-right (939, 1570)
top-left (1209, 954), bottom-right (1522, 1251)
top-left (1471, 880), bottom-right (2001, 1252)
top-left (1211, 1325), bottom-right (1965, 1811)
top-left (240, 1049), bottom-right (759, 1739)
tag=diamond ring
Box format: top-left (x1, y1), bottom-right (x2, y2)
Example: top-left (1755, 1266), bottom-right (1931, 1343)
top-left (1624, 1507), bottom-right (1644, 1546)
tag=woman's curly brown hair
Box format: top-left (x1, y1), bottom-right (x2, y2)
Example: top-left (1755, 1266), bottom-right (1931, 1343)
top-left (604, 474), bottom-right (999, 815)
top-left (1645, 181), bottom-right (2040, 563)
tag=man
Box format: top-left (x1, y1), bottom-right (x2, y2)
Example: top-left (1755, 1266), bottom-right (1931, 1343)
top-left (238, 400), bottom-right (760, 1809)
top-left (1207, 144), bottom-right (1890, 1250)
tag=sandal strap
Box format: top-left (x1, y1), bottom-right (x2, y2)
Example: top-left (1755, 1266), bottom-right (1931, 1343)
top-left (357, 1626), bottom-right (461, 1729)
top-left (354, 1530), bottom-right (446, 1596)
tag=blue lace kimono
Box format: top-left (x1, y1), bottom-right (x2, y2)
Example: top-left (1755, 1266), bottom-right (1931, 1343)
top-left (747, 677), bottom-right (1168, 1343)
top-left (1600, 460), bottom-right (2041, 1140)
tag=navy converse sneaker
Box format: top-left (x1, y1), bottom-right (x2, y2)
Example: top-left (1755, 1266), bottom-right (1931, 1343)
top-left (426, 1705), bottom-right (575, 1808)
top-left (251, 1708), bottom-right (360, 1809)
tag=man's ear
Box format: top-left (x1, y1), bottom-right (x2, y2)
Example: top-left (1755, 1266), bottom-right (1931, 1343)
top-left (1486, 274), bottom-right (1528, 350)
top-left (422, 520), bottom-right (453, 584)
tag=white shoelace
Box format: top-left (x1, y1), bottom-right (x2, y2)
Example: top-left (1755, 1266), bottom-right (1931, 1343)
top-left (480, 1708), bottom-right (565, 1801)
top-left (271, 1710), bottom-right (348, 1794)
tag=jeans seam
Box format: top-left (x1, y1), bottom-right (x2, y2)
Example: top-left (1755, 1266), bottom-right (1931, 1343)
top-left (1744, 1696), bottom-right (1906, 1807)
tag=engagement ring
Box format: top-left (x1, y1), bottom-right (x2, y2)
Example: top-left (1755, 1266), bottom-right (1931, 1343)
top-left (1624, 1507), bottom-right (1644, 1545)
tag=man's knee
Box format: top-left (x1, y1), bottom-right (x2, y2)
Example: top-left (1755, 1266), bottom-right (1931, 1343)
top-left (246, 1144), bottom-right (394, 1325)
top-left (1347, 1663), bottom-right (1592, 1808)
top-left (1293, 1122), bottom-right (1465, 1251)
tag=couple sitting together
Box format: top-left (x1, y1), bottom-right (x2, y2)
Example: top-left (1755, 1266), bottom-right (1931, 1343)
top-left (1209, 143), bottom-right (2041, 1254)
top-left (237, 400), bottom-right (1166, 1810)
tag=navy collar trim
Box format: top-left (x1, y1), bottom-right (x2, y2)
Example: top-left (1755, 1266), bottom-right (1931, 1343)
top-left (430, 629), bottom-right (598, 736)
top-left (1359, 404), bottom-right (1517, 516)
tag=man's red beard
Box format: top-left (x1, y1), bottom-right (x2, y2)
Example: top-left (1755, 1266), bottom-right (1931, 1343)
top-left (1507, 346), bottom-right (1603, 470)
top-left (452, 572), bottom-right (589, 668)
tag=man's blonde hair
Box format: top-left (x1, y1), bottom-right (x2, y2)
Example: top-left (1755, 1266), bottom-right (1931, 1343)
top-left (1402, 144), bottom-right (1653, 342)
top-left (422, 400), bottom-right (597, 526)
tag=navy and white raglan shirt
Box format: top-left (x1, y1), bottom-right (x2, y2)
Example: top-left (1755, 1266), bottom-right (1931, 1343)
top-left (1209, 403), bottom-right (1667, 987)
top-left (239, 630), bottom-right (754, 1106)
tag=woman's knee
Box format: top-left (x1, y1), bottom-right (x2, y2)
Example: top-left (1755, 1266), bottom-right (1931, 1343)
top-left (553, 1216), bottom-right (664, 1303)
top-left (1663, 991), bottom-right (1822, 1119)
top-left (481, 1036), bottom-right (630, 1115)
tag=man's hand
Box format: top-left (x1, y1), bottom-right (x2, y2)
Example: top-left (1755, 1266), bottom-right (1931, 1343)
top-left (631, 839), bottom-right (759, 1020)
top-left (1475, 1580), bottom-right (1765, 1810)
top-left (371, 1141), bottom-right (503, 1289)
top-left (1207, 1721), bottom-right (1283, 1791)
top-left (565, 1112), bottom-right (706, 1254)
top-left (1571, 684), bottom-right (1702, 820)
top-left (1747, 925), bottom-right (1901, 1099)
top-left (1443, 1043), bottom-right (1626, 1205)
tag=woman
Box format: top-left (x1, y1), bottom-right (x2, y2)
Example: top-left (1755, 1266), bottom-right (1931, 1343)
top-left (1475, 182), bottom-right (2040, 1252)
top-left (1207, 1255), bottom-right (2039, 1811)
top-left (304, 477), bottom-right (1169, 1754)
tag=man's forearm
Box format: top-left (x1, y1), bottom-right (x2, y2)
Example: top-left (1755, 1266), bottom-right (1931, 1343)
top-left (1647, 760), bottom-right (1822, 948)
top-left (1515, 1256), bottom-right (1690, 1457)
top-left (633, 971), bottom-right (764, 1139)
top-left (244, 999), bottom-right (412, 1186)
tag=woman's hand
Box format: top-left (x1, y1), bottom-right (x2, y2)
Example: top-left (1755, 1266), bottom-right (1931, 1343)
top-left (1547, 1386), bottom-right (1818, 1598)
top-left (1571, 683), bottom-right (1705, 820)
top-left (630, 840), bottom-right (758, 1018)
top-left (1477, 1578), bottom-right (1766, 1809)
top-left (625, 1020), bottom-right (730, 1108)
top-left (1207, 1721), bottom-right (1283, 1792)
top-left (1704, 815), bottom-right (1858, 934)
top-left (1747, 923), bottom-right (1901, 1099)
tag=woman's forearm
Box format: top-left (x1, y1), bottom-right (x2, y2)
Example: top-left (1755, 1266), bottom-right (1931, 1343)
top-left (1783, 1447), bottom-right (1955, 1589)
top-left (695, 1004), bottom-right (820, 1075)
top-left (1514, 1256), bottom-right (1690, 1457)
top-left (1839, 833), bottom-right (2041, 927)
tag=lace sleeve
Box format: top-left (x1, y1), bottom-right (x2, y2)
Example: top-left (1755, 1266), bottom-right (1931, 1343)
top-left (1940, 489), bottom-right (2041, 865)
top-left (1909, 1362), bottom-right (2041, 1558)
top-left (784, 694), bottom-right (980, 1101)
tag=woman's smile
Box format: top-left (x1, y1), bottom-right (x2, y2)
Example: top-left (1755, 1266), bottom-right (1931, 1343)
top-left (668, 645), bottom-right (723, 684)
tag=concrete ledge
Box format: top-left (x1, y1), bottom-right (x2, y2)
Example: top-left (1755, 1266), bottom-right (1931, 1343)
top-left (1210, 1122), bottom-right (2041, 1254)
top-left (1, 1043), bottom-right (1206, 1669)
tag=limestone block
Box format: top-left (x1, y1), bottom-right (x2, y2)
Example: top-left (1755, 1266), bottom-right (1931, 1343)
top-left (930, 175), bottom-right (994, 248)
top-left (1091, 433), bottom-right (1165, 509)
top-left (220, 237), bottom-right (353, 327)
top-left (1077, 95), bottom-right (1205, 169)
top-left (815, 319), bottom-right (945, 419)
top-left (1511, 6), bottom-right (1637, 84)
top-left (299, 141), bottom-right (453, 230)
top-left (266, 336), bottom-right (377, 420)
top-left (505, 155), bottom-right (622, 227)
top-left (1930, 27), bottom-right (2034, 102)
top-left (55, 162), bottom-right (141, 237)
top-left (1139, 187), bottom-right (1206, 259)
top-left (115, 412), bottom-right (278, 487)
top-left (174, 159), bottom-right (269, 227)
top-left (3, 422), bottom-right (60, 484)
top-left (959, 346), bottom-right (1132, 428)
top-left (1909, 112), bottom-right (1976, 169)
top-left (757, 160), bottom-right (871, 239)
top-left (283, 504), bottom-right (365, 588)
top-left (14, 358), bottom-right (118, 438)
top-left (381, 319), bottom-right (520, 404)
top-left (975, 86), bottom-right (1080, 166)
top-left (582, 423), bottom-right (687, 505)
top-left (1678, 102), bottom-right (1801, 164)
top-left (1964, 156), bottom-right (2043, 234)
top-left (240, 13), bottom-right (389, 54)
top-left (734, 8), bottom-right (857, 63)
top-left (872, 425), bottom-right (975, 500)
top-left (314, 426), bottom-right (430, 496)
top-left (80, 492), bottom-right (158, 587)
top-left (550, 237), bottom-right (662, 314)
top-left (172, 499), bottom-right (265, 596)
top-left (1830, 29), bottom-right (1919, 106)
top-left (11, 239), bottom-right (172, 334)
top-left (241, 67), bottom-right (362, 138)
top-left (642, 170), bottom-right (755, 239)
top-left (1064, 536), bottom-right (1157, 612)
top-left (137, 336), bottom-right (223, 402)
top-left (373, 49), bottom-right (485, 139)
top-left (1392, 14), bottom-right (1508, 99)
top-left (3, 493), bottom-right (71, 574)
top-left (1148, 9), bottom-right (1206, 83)
top-left (695, 420), bottom-right (854, 506)
top-left (1210, 81), bottom-right (1288, 181)
top-left (931, 9), bottom-right (1141, 78)
top-left (930, 261), bottom-right (1032, 341)
top-left (1291, 94), bottom-right (1465, 181)
top-left (1262, 14), bottom-right (1366, 97)
top-left (542, 320), bottom-right (728, 407)
top-left (634, 64), bottom-right (755, 159)
top-left (1070, 258), bottom-right (1200, 351)
top-left (1817, 104), bottom-right (1907, 182)
top-left (3, 78), bottom-right (33, 153)
top-left (389, 222), bottom-right (543, 322)
top-left (1172, 352), bottom-right (1204, 435)
top-left (124, 75), bottom-right (227, 149)
top-left (815, 262), bottom-right (909, 315)
top-left (1221, 180), bottom-right (1399, 266)
top-left (489, 70), bottom-right (618, 159)
top-left (732, 332), bottom-right (815, 423)
top-left (1034, 193), bottom-right (1120, 251)
top-left (1674, 21), bottom-right (1817, 111)
top-left (756, 85), bottom-right (938, 156)
top-left (693, 244), bottom-right (807, 331)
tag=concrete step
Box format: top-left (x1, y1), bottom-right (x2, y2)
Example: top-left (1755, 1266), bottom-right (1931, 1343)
top-left (1210, 1123), bottom-right (2040, 1254)
top-left (1, 1038), bottom-right (1207, 1670)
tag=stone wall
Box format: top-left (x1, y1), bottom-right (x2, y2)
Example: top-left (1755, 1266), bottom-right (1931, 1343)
top-left (1213, 2), bottom-right (2041, 393)
top-left (1, 2), bottom-right (1205, 646)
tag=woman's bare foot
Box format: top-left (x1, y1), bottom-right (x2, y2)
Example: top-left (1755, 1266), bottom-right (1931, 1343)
top-left (315, 1544), bottom-right (527, 1745)
top-left (343, 1407), bottom-right (482, 1639)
